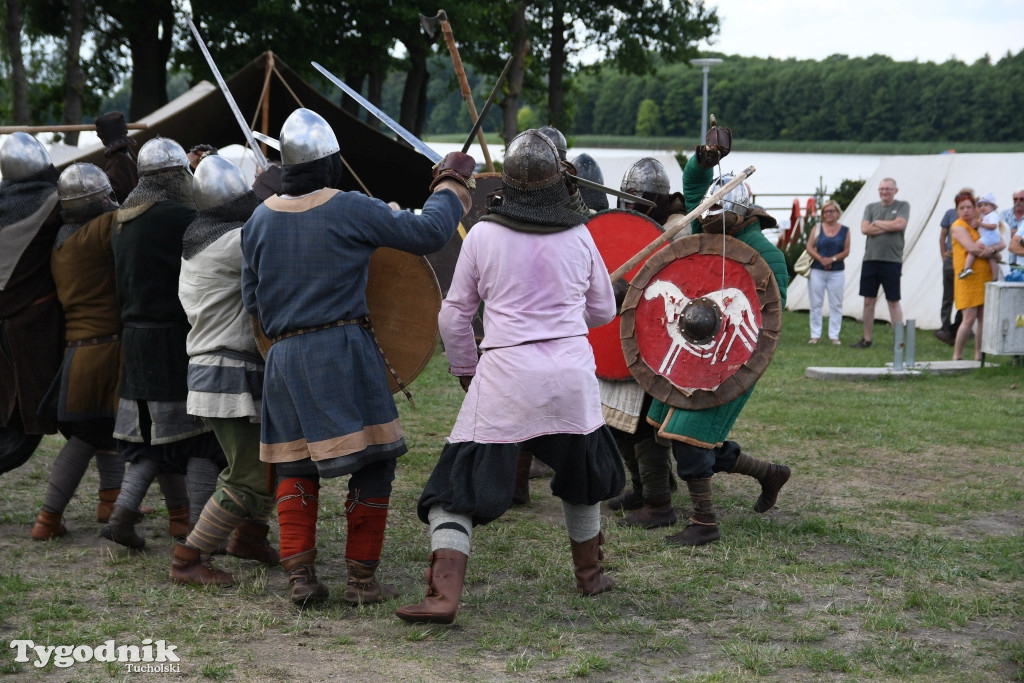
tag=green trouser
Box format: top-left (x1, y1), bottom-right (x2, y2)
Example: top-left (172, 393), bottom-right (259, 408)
top-left (206, 416), bottom-right (273, 520)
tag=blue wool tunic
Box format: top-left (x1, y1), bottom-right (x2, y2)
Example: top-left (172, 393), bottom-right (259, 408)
top-left (240, 187), bottom-right (462, 477)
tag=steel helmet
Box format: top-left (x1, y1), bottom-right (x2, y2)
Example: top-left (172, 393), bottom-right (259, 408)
top-left (0, 132), bottom-right (53, 182)
top-left (192, 155), bottom-right (251, 211)
top-left (620, 157), bottom-right (670, 197)
top-left (279, 108), bottom-right (340, 166)
top-left (57, 163), bottom-right (113, 210)
top-left (701, 173), bottom-right (750, 218)
top-left (502, 129), bottom-right (562, 190)
top-left (137, 137), bottom-right (189, 175)
top-left (538, 126), bottom-right (568, 162)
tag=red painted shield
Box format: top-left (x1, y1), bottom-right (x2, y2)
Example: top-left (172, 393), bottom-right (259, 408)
top-left (585, 209), bottom-right (665, 380)
top-left (621, 233), bottom-right (782, 409)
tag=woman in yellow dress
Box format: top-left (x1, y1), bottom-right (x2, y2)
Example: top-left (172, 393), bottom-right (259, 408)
top-left (950, 191), bottom-right (1005, 360)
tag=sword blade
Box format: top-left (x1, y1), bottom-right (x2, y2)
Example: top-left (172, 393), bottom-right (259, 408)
top-left (461, 53), bottom-right (515, 154)
top-left (571, 175), bottom-right (656, 208)
top-left (311, 61), bottom-right (442, 164)
top-left (188, 18), bottom-right (269, 171)
top-left (251, 131), bottom-right (279, 150)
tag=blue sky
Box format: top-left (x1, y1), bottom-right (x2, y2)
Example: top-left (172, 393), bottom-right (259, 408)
top-left (700, 0), bottom-right (1023, 63)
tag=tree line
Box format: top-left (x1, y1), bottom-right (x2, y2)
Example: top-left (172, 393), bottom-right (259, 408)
top-left (3, 1), bottom-right (1022, 146)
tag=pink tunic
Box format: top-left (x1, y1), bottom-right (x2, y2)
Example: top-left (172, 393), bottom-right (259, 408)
top-left (440, 220), bottom-right (616, 443)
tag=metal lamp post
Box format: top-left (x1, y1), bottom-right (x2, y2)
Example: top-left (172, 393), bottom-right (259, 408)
top-left (691, 58), bottom-right (723, 140)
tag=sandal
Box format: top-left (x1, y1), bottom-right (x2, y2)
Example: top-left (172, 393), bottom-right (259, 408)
top-left (808, 338), bottom-right (819, 344)
top-left (830, 339), bottom-right (842, 346)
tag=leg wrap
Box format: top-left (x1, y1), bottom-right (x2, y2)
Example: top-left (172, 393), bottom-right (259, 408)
top-left (186, 497), bottom-right (245, 555)
top-left (115, 455), bottom-right (161, 510)
top-left (344, 494), bottom-right (390, 563)
top-left (427, 505), bottom-right (471, 557)
top-left (186, 457), bottom-right (223, 525)
top-left (561, 501), bottom-right (602, 543)
top-left (41, 437), bottom-right (95, 514)
top-left (635, 437), bottom-right (674, 501)
top-left (277, 477), bottom-right (319, 560)
top-left (155, 472), bottom-right (189, 511)
top-left (686, 477), bottom-right (715, 518)
top-left (728, 449), bottom-right (770, 479)
top-left (93, 449), bottom-right (124, 491)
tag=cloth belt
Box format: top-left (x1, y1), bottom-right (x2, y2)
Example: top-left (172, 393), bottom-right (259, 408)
top-left (270, 316), bottom-right (369, 344)
top-left (66, 334), bottom-right (120, 348)
top-left (482, 333), bottom-right (586, 352)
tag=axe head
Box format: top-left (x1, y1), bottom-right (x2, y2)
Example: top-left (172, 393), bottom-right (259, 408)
top-left (419, 10), bottom-right (447, 39)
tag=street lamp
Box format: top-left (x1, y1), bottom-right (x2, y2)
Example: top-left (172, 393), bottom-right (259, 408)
top-left (690, 58), bottom-right (723, 141)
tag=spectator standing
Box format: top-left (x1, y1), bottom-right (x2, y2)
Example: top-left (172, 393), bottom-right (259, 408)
top-left (804, 200), bottom-right (851, 345)
top-left (934, 188), bottom-right (971, 345)
top-left (950, 191), bottom-right (1006, 361)
top-left (851, 178), bottom-right (909, 348)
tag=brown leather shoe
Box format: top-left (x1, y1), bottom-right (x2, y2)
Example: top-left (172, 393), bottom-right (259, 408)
top-left (607, 489), bottom-right (644, 512)
top-left (665, 514), bottom-right (720, 546)
top-left (280, 549), bottom-right (329, 606)
top-left (169, 544), bottom-right (233, 586)
top-left (395, 550), bottom-right (468, 624)
top-left (342, 559), bottom-right (398, 605)
top-left (754, 464), bottom-right (791, 513)
top-left (569, 532), bottom-right (615, 596)
top-left (31, 509), bottom-right (67, 540)
top-left (96, 489), bottom-right (119, 523)
top-left (617, 498), bottom-right (677, 529)
top-left (226, 521), bottom-right (280, 565)
top-left (100, 504), bottom-right (146, 550)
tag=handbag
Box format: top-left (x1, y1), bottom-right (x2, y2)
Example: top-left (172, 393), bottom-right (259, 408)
top-left (794, 249), bottom-right (813, 277)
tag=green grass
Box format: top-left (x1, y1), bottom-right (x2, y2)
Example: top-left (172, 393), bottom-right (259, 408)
top-left (0, 310), bottom-right (1021, 680)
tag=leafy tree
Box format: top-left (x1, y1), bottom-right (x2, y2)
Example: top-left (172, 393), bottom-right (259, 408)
top-left (634, 97), bottom-right (662, 136)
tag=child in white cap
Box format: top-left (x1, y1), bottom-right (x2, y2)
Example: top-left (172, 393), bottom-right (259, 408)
top-left (959, 192), bottom-right (1003, 280)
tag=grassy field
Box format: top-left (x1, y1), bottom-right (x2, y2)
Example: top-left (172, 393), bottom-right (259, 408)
top-left (0, 311), bottom-right (1021, 682)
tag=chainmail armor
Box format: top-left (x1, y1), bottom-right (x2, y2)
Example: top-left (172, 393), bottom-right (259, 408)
top-left (55, 197), bottom-right (119, 248)
top-left (182, 191), bottom-right (260, 260)
top-left (119, 167), bottom-right (194, 212)
top-left (486, 177), bottom-right (586, 232)
top-left (0, 169), bottom-right (60, 227)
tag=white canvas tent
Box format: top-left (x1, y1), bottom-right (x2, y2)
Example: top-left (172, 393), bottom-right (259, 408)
top-left (787, 152), bottom-right (1024, 330)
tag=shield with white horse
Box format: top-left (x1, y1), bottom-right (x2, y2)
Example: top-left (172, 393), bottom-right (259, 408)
top-left (620, 233), bottom-right (782, 410)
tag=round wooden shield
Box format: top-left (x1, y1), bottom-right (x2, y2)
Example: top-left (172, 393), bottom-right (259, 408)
top-left (252, 248), bottom-right (441, 395)
top-left (620, 233), bottom-right (782, 410)
top-left (585, 209), bottom-right (665, 380)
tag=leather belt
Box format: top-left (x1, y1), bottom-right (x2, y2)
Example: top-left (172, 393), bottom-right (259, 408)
top-left (270, 316), bottom-right (368, 344)
top-left (66, 334), bottom-right (120, 348)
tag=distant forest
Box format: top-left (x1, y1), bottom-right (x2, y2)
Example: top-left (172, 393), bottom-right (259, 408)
top-left (393, 50), bottom-right (1024, 143)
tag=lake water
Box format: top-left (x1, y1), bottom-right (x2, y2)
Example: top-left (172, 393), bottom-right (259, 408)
top-left (434, 142), bottom-right (884, 228)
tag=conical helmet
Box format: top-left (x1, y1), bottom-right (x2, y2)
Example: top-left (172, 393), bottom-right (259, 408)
top-left (538, 126), bottom-right (567, 162)
top-left (192, 155), bottom-right (251, 211)
top-left (502, 129), bottom-right (562, 191)
top-left (701, 173), bottom-right (750, 218)
top-left (58, 163), bottom-right (113, 210)
top-left (0, 132), bottom-right (53, 182)
top-left (279, 108), bottom-right (340, 166)
top-left (620, 157), bottom-right (670, 197)
top-left (137, 137), bottom-right (189, 175)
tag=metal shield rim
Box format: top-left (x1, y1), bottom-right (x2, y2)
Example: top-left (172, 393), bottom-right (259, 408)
top-left (620, 233), bottom-right (782, 410)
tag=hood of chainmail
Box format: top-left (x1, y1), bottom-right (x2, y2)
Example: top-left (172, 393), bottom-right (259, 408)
top-left (580, 185), bottom-right (609, 212)
top-left (486, 177), bottom-right (586, 232)
top-left (55, 198), bottom-right (119, 248)
top-left (119, 167), bottom-right (194, 213)
top-left (182, 191), bottom-right (260, 260)
top-left (0, 168), bottom-right (60, 227)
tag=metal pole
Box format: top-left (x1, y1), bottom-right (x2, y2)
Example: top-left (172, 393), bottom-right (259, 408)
top-left (691, 58), bottom-right (722, 141)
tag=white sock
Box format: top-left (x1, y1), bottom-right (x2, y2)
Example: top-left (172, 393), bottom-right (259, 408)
top-left (561, 501), bottom-right (601, 543)
top-left (428, 506), bottom-right (472, 556)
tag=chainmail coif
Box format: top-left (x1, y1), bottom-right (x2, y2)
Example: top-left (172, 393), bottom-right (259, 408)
top-left (119, 166), bottom-right (194, 212)
top-left (182, 191), bottom-right (261, 260)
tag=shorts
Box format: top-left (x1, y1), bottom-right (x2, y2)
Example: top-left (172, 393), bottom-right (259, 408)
top-left (859, 260), bottom-right (901, 301)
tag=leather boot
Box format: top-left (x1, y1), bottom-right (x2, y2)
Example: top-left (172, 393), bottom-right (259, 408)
top-left (342, 559), bottom-right (398, 605)
top-left (512, 452), bottom-right (532, 506)
top-left (665, 478), bottom-right (720, 546)
top-left (280, 549), bottom-right (329, 606)
top-left (753, 463), bottom-right (791, 513)
top-left (169, 543), bottom-right (233, 586)
top-left (96, 488), bottom-right (120, 523)
top-left (31, 509), bottom-right (67, 540)
top-left (607, 489), bottom-right (643, 511)
top-left (167, 506), bottom-right (191, 539)
top-left (395, 550), bottom-right (469, 624)
top-left (227, 521), bottom-right (280, 565)
top-left (729, 451), bottom-right (791, 513)
top-left (618, 496), bottom-right (677, 529)
top-left (569, 531), bottom-right (615, 595)
top-left (101, 504), bottom-right (146, 549)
